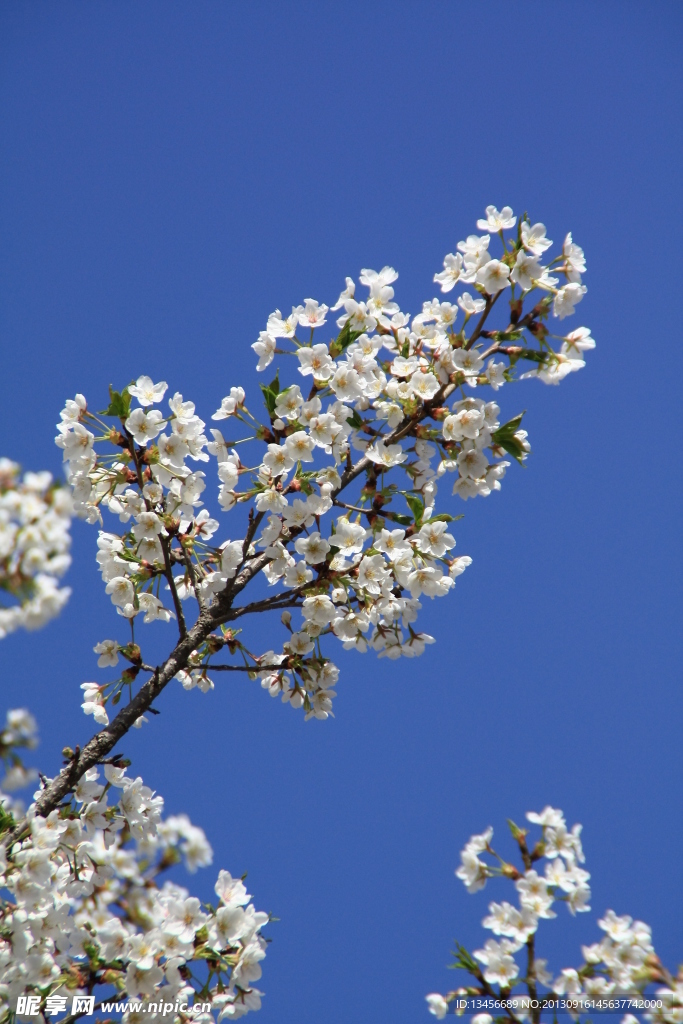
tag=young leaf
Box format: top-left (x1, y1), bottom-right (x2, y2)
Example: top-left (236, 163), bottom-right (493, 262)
top-left (405, 494), bottom-right (424, 526)
top-left (386, 512), bottom-right (412, 526)
top-left (347, 410), bottom-right (365, 430)
top-left (423, 512), bottom-right (462, 525)
top-left (515, 348), bottom-right (548, 364)
top-left (449, 942), bottom-right (480, 974)
top-left (259, 372), bottom-right (280, 416)
top-left (492, 412), bottom-right (528, 465)
top-left (330, 319), bottom-right (363, 357)
top-left (100, 385), bottom-right (132, 419)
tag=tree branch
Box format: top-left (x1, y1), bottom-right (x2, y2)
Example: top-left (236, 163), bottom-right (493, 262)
top-left (161, 536), bottom-right (187, 636)
top-left (222, 591), bottom-right (302, 622)
top-left (465, 292), bottom-right (502, 350)
top-left (4, 606), bottom-right (216, 843)
top-left (181, 543), bottom-right (207, 616)
top-left (202, 664), bottom-right (288, 672)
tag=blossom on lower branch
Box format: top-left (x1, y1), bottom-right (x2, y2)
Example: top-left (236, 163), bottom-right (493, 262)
top-left (0, 460), bottom-right (72, 639)
top-left (0, 713), bottom-right (269, 1022)
top-left (426, 807), bottom-right (681, 1024)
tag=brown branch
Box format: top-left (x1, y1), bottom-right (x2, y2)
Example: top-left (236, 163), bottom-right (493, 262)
top-left (526, 933), bottom-right (540, 1024)
top-left (121, 424), bottom-right (145, 491)
top-left (5, 606), bottom-right (215, 842)
top-left (333, 499), bottom-right (370, 515)
top-left (181, 543), bottom-right (207, 616)
top-left (224, 594), bottom-right (302, 621)
top-left (464, 962), bottom-right (522, 1024)
top-left (161, 536), bottom-right (187, 636)
top-left (242, 508), bottom-right (265, 559)
top-left (465, 291), bottom-right (502, 350)
top-left (202, 664), bottom-right (288, 672)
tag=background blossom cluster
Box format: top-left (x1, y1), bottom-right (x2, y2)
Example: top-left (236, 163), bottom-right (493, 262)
top-left (425, 808), bottom-right (681, 1024)
top-left (0, 713), bottom-right (268, 1023)
top-left (0, 460), bottom-right (72, 640)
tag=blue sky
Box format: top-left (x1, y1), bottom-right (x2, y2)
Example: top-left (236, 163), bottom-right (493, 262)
top-left (1, 3), bottom-right (681, 1022)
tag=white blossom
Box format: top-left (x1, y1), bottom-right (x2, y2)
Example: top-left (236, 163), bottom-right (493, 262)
top-left (128, 376), bottom-right (168, 407)
top-left (477, 204), bottom-right (516, 232)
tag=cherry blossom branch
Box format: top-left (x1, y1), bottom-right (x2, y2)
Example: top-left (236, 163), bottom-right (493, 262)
top-left (34, 206), bottom-right (593, 837)
top-left (201, 664), bottom-right (288, 673)
top-left (0, 713), bottom-right (268, 1020)
top-left (161, 534), bottom-right (187, 636)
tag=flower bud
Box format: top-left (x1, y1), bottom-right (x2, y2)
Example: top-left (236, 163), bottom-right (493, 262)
top-left (528, 320), bottom-right (548, 339)
top-left (100, 969), bottom-right (124, 986)
top-left (509, 298), bottom-right (523, 323)
top-left (256, 425), bottom-right (275, 443)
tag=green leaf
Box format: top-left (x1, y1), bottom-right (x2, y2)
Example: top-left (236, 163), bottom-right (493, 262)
top-left (449, 942), bottom-right (480, 974)
top-left (492, 412), bottom-right (528, 464)
top-left (519, 348), bottom-right (547, 363)
top-left (192, 946), bottom-right (214, 962)
top-left (0, 803), bottom-right (15, 836)
top-left (100, 385), bottom-right (132, 418)
top-left (423, 512), bottom-right (463, 525)
top-left (294, 467), bottom-right (313, 496)
top-left (259, 372), bottom-right (280, 416)
top-left (405, 494), bottom-right (424, 526)
top-left (490, 329), bottom-right (523, 343)
top-left (347, 410), bottom-right (364, 430)
top-left (386, 512), bottom-right (412, 526)
top-left (507, 818), bottom-right (527, 841)
top-left (329, 320), bottom-right (364, 357)
top-left (503, 347), bottom-right (549, 367)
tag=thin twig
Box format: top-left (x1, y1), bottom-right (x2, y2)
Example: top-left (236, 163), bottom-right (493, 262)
top-left (161, 536), bottom-right (187, 636)
top-left (242, 509), bottom-right (265, 560)
top-left (182, 545), bottom-right (207, 615)
top-left (202, 664), bottom-right (288, 672)
top-left (333, 499), bottom-right (370, 515)
top-left (465, 292), bottom-right (501, 350)
top-left (225, 594), bottom-right (302, 622)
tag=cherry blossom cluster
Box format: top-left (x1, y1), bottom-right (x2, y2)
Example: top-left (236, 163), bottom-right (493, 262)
top-left (0, 460), bottom-right (72, 640)
top-left (0, 709), bottom-right (39, 806)
top-left (53, 205), bottom-right (594, 725)
top-left (0, 714), bottom-right (269, 1023)
top-left (425, 808), bottom-right (681, 1024)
